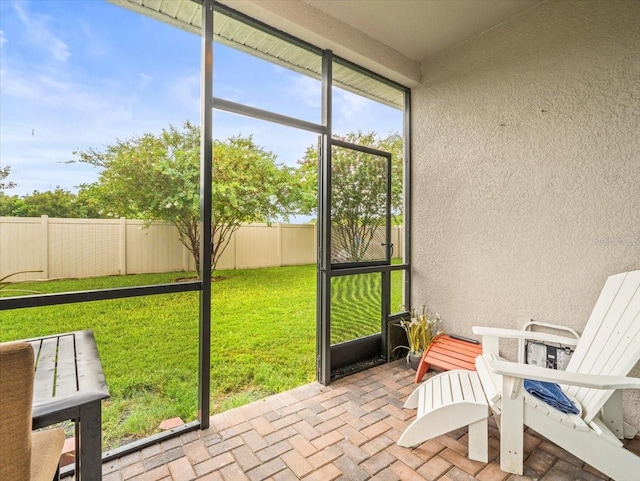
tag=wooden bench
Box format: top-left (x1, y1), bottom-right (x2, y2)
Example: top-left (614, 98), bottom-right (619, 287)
top-left (415, 334), bottom-right (483, 383)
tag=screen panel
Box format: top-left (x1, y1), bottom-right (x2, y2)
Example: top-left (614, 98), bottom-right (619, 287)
top-left (330, 273), bottom-right (382, 345)
top-left (330, 145), bottom-right (389, 265)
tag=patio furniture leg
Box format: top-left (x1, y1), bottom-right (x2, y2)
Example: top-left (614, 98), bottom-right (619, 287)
top-left (468, 417), bottom-right (488, 462)
top-left (77, 400), bottom-right (103, 481)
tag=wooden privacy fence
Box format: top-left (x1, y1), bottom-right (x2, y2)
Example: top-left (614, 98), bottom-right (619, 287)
top-left (0, 216), bottom-right (403, 281)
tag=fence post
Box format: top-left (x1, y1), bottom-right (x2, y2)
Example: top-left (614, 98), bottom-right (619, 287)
top-left (313, 223), bottom-right (318, 261)
top-left (233, 229), bottom-right (238, 270)
top-left (277, 223), bottom-right (283, 267)
top-left (183, 244), bottom-right (190, 272)
top-left (119, 217), bottom-right (127, 275)
top-left (40, 215), bottom-right (49, 279)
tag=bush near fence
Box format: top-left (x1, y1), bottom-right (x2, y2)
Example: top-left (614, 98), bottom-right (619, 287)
top-left (0, 216), bottom-right (403, 281)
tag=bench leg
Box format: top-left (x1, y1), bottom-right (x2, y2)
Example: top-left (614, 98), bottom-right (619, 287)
top-left (468, 417), bottom-right (488, 462)
top-left (414, 350), bottom-right (431, 383)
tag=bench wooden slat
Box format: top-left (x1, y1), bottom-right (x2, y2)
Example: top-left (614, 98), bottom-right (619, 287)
top-left (415, 335), bottom-right (483, 382)
top-left (425, 351), bottom-right (477, 370)
top-left (429, 344), bottom-right (482, 358)
top-left (33, 338), bottom-right (58, 403)
top-left (427, 349), bottom-right (480, 364)
top-left (429, 340), bottom-right (482, 356)
top-left (55, 334), bottom-right (78, 397)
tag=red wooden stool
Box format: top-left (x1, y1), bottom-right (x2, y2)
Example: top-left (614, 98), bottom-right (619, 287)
top-left (414, 334), bottom-right (483, 383)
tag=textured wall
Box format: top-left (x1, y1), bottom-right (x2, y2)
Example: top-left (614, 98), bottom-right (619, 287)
top-left (412, 0), bottom-right (640, 422)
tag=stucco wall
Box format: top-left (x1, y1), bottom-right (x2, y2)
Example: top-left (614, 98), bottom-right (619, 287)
top-left (412, 0), bottom-right (640, 423)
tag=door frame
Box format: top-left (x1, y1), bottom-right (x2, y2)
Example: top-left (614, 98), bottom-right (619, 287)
top-left (316, 51), bottom-right (411, 384)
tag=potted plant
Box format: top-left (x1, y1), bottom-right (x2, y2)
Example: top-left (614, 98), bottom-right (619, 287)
top-left (395, 306), bottom-right (442, 370)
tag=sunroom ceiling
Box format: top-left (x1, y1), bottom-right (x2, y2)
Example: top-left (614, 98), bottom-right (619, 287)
top-left (299, 0), bottom-right (543, 63)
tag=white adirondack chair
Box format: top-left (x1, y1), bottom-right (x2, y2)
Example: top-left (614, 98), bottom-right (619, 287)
top-left (474, 270), bottom-right (640, 480)
top-left (400, 270), bottom-right (640, 481)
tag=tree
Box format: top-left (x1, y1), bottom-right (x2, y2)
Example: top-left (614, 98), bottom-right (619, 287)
top-left (0, 194), bottom-right (21, 216)
top-left (6, 187), bottom-right (100, 218)
top-left (296, 131), bottom-right (403, 262)
top-left (74, 121), bottom-right (303, 274)
top-left (0, 165), bottom-right (17, 193)
top-left (0, 165), bottom-right (18, 216)
top-left (0, 186), bottom-right (101, 218)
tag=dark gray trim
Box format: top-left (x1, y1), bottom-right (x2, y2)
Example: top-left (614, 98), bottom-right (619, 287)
top-left (330, 334), bottom-right (382, 371)
top-left (198, 0), bottom-right (214, 430)
top-left (330, 264), bottom-right (409, 278)
top-left (328, 139), bottom-right (392, 271)
top-left (212, 1), bottom-right (323, 56)
top-left (381, 127), bottom-right (394, 355)
top-left (0, 282), bottom-right (201, 311)
top-left (332, 55), bottom-right (410, 94)
top-left (324, 99), bottom-right (403, 380)
top-left (403, 90), bottom-right (412, 308)
top-left (330, 138), bottom-right (391, 158)
top-left (213, 98), bottom-right (326, 134)
top-left (381, 269), bottom-right (391, 362)
top-left (316, 50), bottom-right (333, 386)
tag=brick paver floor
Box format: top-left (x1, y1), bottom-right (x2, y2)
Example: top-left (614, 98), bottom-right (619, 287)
top-left (95, 360), bottom-right (639, 481)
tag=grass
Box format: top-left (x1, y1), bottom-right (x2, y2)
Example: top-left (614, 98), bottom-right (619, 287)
top-left (0, 264), bottom-right (404, 449)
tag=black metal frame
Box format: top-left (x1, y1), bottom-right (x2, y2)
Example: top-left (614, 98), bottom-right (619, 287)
top-left (0, 0), bottom-right (412, 467)
top-left (198, 0), bottom-right (214, 430)
top-left (0, 1), bottom-right (217, 469)
top-left (316, 69), bottom-right (411, 383)
top-left (320, 136), bottom-right (393, 381)
top-left (0, 282), bottom-right (200, 311)
top-left (316, 50), bottom-right (333, 385)
top-left (403, 91), bottom-right (412, 310)
top-left (328, 138), bottom-right (393, 270)
top-left (212, 1), bottom-right (323, 56)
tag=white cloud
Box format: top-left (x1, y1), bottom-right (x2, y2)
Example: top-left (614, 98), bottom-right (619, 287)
top-left (13, 2), bottom-right (71, 62)
top-left (0, 68), bottom-right (39, 98)
top-left (0, 30), bottom-right (7, 47)
top-left (138, 73), bottom-right (152, 89)
top-left (170, 72), bottom-right (200, 114)
top-left (287, 75), bottom-right (321, 108)
top-left (78, 19), bottom-right (107, 57)
top-left (334, 88), bottom-right (370, 120)
top-left (1, 65), bottom-right (128, 117)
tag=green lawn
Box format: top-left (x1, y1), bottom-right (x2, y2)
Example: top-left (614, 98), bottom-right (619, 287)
top-left (0, 264), bottom-right (404, 449)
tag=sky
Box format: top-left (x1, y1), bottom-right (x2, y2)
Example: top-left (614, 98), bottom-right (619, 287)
top-left (0, 0), bottom-right (403, 199)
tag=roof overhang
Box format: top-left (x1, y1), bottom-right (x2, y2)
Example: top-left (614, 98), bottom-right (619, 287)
top-left (109, 0), bottom-right (407, 109)
top-left (109, 0), bottom-right (543, 109)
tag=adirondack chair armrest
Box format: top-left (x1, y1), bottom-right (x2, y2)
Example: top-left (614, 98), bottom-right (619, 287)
top-left (488, 358), bottom-right (640, 390)
top-left (472, 326), bottom-right (579, 346)
top-left (472, 326), bottom-right (580, 357)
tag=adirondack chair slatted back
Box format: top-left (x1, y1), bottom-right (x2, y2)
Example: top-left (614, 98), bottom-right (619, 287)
top-left (564, 270), bottom-right (640, 423)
